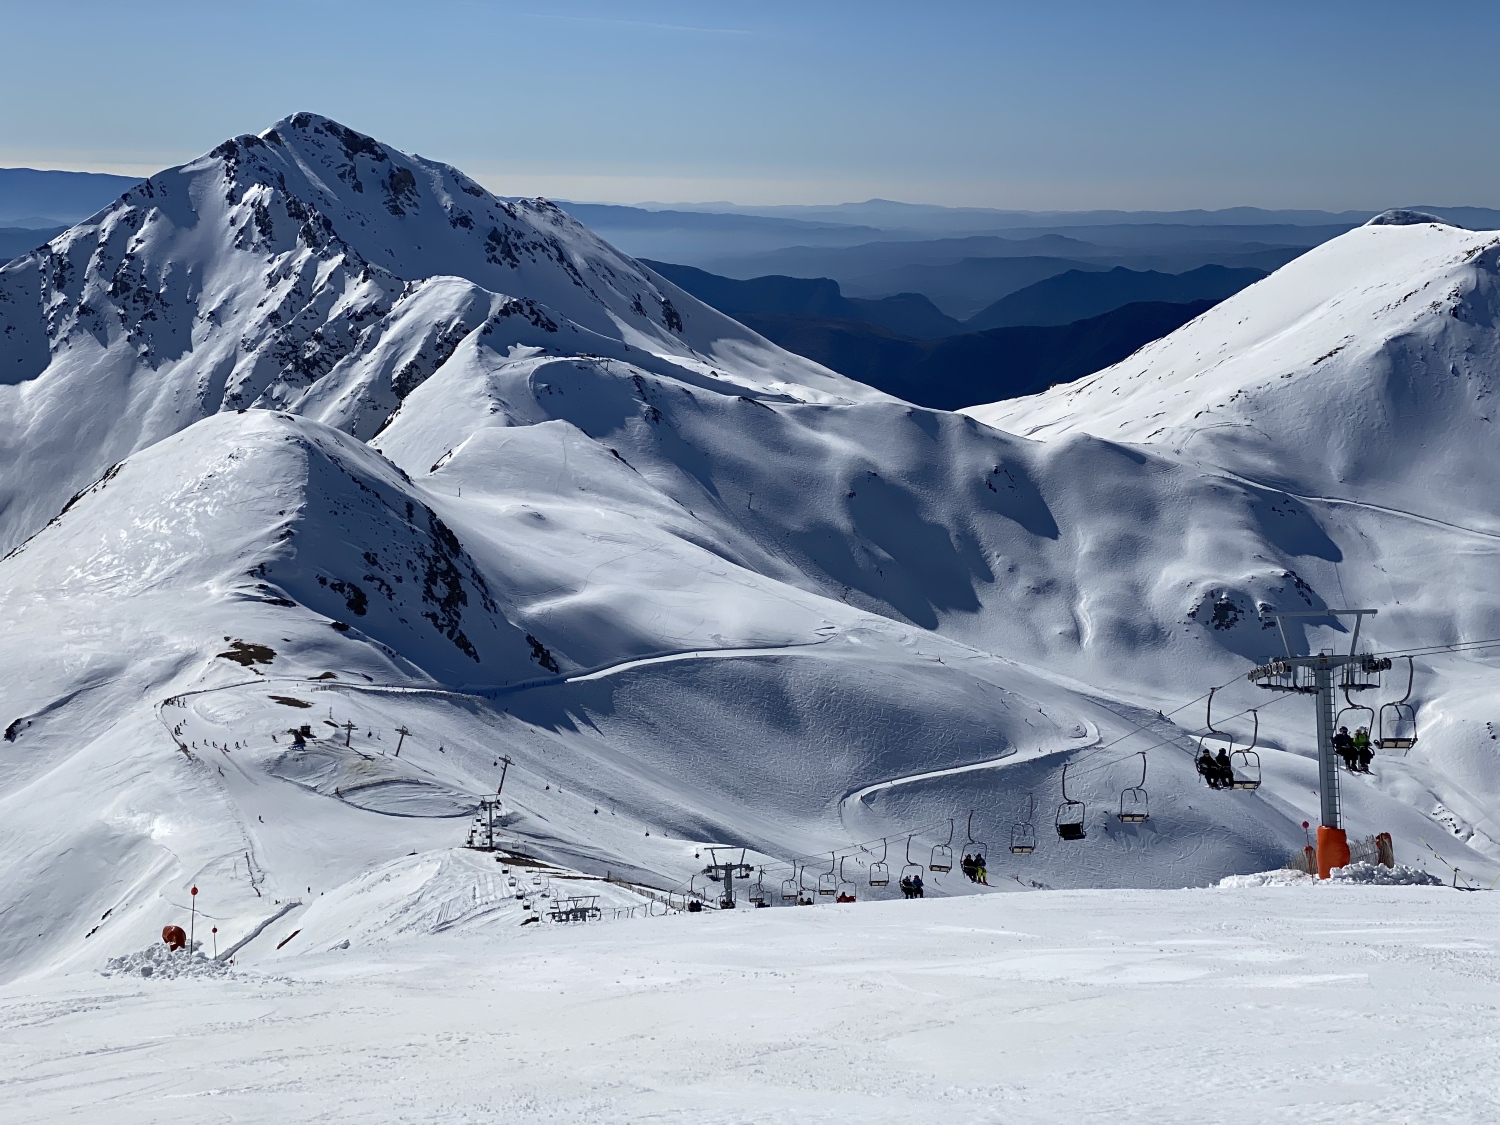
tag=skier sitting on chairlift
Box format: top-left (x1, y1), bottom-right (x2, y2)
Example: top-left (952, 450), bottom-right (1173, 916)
top-left (1353, 727), bottom-right (1373, 773)
top-left (974, 853), bottom-right (988, 885)
top-left (900, 875), bottom-right (914, 899)
top-left (961, 854), bottom-right (977, 882)
top-left (912, 873), bottom-right (924, 898)
top-left (1334, 726), bottom-right (1356, 771)
top-left (1214, 748), bottom-right (1233, 789)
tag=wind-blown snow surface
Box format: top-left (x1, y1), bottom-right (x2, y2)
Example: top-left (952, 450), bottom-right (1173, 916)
top-left (6, 886), bottom-right (1499, 1125)
top-left (3, 118), bottom-right (1500, 997)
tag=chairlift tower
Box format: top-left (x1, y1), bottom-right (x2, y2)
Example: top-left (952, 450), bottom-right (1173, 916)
top-left (702, 847), bottom-right (754, 909)
top-left (1247, 609), bottom-right (1391, 877)
top-left (467, 796), bottom-right (502, 851)
top-left (464, 756), bottom-right (514, 851)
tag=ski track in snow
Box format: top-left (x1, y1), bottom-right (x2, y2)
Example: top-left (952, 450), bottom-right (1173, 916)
top-left (841, 720), bottom-right (1101, 810)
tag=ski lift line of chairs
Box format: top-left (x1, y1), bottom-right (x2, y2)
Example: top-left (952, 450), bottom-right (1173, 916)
top-left (1116, 752), bottom-right (1149, 823)
top-left (930, 819), bottom-right (954, 873)
top-left (1379, 655), bottom-right (1419, 751)
top-left (1055, 763), bottom-right (1087, 841)
top-left (1010, 793), bottom-right (1037, 855)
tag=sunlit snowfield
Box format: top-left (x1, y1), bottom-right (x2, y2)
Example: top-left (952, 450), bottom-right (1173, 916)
top-left (5, 884), bottom-right (1497, 1124)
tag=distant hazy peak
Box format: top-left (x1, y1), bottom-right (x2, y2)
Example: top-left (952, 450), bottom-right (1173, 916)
top-left (1365, 208), bottom-right (1459, 228)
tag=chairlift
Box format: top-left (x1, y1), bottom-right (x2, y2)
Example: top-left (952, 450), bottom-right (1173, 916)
top-left (1055, 763), bottom-right (1087, 840)
top-left (1379, 656), bottom-right (1419, 751)
top-left (869, 838), bottom-right (891, 887)
top-left (1010, 793), bottom-right (1037, 855)
top-left (1336, 684), bottom-right (1376, 770)
top-left (1230, 709), bottom-right (1262, 790)
top-left (797, 864), bottom-right (816, 906)
top-left (901, 835), bottom-right (924, 883)
top-left (961, 811), bottom-right (990, 881)
top-left (837, 857), bottom-right (857, 902)
top-left (930, 819), bottom-right (954, 873)
top-left (1195, 687), bottom-right (1239, 788)
top-left (817, 853), bottom-right (838, 896)
top-left (781, 864), bottom-right (800, 902)
top-left (749, 866), bottom-right (769, 908)
top-left (1116, 753), bottom-right (1149, 823)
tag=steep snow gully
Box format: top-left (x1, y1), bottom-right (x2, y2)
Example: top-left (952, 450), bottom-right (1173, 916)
top-left (3, 116), bottom-right (1500, 983)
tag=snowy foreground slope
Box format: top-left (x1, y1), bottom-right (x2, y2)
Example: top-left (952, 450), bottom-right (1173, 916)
top-left (5, 886), bottom-right (1499, 1125)
top-left (3, 119), bottom-right (1500, 999)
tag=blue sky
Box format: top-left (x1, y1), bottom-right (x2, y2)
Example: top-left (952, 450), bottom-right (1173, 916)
top-left (3, 0), bottom-right (1497, 208)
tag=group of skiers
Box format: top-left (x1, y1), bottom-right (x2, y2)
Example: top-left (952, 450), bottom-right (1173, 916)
top-left (961, 853), bottom-right (988, 884)
top-left (899, 873), bottom-right (925, 898)
top-left (1335, 725), bottom-right (1375, 773)
top-left (1196, 747), bottom-right (1238, 789)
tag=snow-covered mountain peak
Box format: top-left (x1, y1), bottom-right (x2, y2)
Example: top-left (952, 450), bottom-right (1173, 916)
top-left (0, 114), bottom-right (874, 555)
top-left (966, 220), bottom-right (1500, 521)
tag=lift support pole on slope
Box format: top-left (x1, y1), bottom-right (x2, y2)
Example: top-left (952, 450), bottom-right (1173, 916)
top-left (703, 848), bottom-right (754, 910)
top-left (1249, 609), bottom-right (1390, 878)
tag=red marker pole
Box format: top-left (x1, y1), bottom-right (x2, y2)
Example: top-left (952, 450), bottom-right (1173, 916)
top-left (189, 886), bottom-right (198, 956)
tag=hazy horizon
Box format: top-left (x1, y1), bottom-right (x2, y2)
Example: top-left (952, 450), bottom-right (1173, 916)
top-left (5, 1), bottom-right (1500, 211)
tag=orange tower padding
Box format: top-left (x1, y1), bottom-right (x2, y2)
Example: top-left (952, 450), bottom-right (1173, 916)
top-left (1317, 826), bottom-right (1350, 879)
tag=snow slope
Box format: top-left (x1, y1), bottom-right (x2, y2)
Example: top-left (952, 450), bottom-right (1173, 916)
top-left (4, 122), bottom-right (1500, 989)
top-left (6, 885), bottom-right (1499, 1125)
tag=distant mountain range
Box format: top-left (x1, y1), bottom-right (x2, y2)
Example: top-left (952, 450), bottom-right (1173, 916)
top-left (0, 167), bottom-right (140, 225)
top-left (725, 300), bottom-right (1217, 410)
top-left (644, 259), bottom-right (1235, 408)
top-left (965, 264), bottom-right (1266, 330)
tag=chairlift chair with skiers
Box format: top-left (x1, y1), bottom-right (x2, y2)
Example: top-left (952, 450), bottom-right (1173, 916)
top-left (1195, 688), bottom-right (1240, 789)
top-left (901, 835), bottom-right (924, 883)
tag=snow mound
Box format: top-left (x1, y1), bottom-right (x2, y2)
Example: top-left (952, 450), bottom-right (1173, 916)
top-left (1330, 861), bottom-right (1443, 885)
top-left (1217, 869), bottom-right (1316, 888)
top-left (1365, 208), bottom-right (1456, 227)
top-left (101, 943), bottom-right (232, 980)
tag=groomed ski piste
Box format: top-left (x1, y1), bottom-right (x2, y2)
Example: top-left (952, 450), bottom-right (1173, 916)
top-left (3, 119), bottom-right (1500, 1121)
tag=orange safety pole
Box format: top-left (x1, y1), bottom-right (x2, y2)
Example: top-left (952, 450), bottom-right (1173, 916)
top-left (1316, 826), bottom-right (1350, 879)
